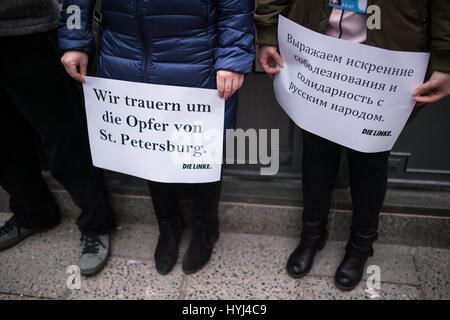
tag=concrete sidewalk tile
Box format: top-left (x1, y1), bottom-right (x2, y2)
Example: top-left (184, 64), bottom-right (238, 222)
top-left (0, 294), bottom-right (52, 300)
top-left (183, 275), bottom-right (301, 300)
top-left (51, 190), bottom-right (153, 224)
top-left (67, 257), bottom-right (183, 300)
top-left (110, 194), bottom-right (155, 225)
top-left (332, 211), bottom-right (450, 248)
top-left (0, 222), bottom-right (80, 299)
top-left (378, 215), bottom-right (450, 248)
top-left (219, 203), bottom-right (302, 238)
top-left (300, 276), bottom-right (421, 300)
top-left (8, 222), bottom-right (80, 265)
top-left (414, 247), bottom-right (449, 300)
top-left (0, 219), bottom-right (182, 300)
top-left (310, 242), bottom-right (419, 285)
top-left (0, 253), bottom-right (70, 299)
top-left (369, 244), bottom-right (418, 285)
top-left (0, 212), bottom-right (447, 300)
top-left (382, 189), bottom-right (450, 212)
top-left (183, 232), bottom-right (301, 300)
top-left (111, 223), bottom-right (159, 261)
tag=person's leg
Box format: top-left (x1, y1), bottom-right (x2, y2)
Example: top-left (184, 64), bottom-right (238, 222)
top-left (334, 148), bottom-right (390, 291)
top-left (148, 181), bottom-right (183, 275)
top-left (301, 130), bottom-right (343, 223)
top-left (0, 87), bottom-right (60, 250)
top-left (0, 30), bottom-right (115, 235)
top-left (182, 180), bottom-right (221, 274)
top-left (346, 149), bottom-right (389, 234)
top-left (287, 130), bottom-right (343, 278)
top-left (0, 30), bottom-right (114, 275)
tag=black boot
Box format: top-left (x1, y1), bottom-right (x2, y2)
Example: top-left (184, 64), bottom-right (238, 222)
top-left (182, 217), bottom-right (219, 274)
top-left (286, 217), bottom-right (328, 278)
top-left (148, 182), bottom-right (183, 275)
top-left (182, 182), bottom-right (221, 274)
top-left (154, 214), bottom-right (183, 275)
top-left (335, 228), bottom-right (378, 291)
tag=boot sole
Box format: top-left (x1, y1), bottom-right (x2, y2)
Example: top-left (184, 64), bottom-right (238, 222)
top-left (334, 278), bottom-right (359, 292)
top-left (334, 249), bottom-right (373, 292)
top-left (154, 221), bottom-right (184, 276)
top-left (286, 268), bottom-right (310, 279)
top-left (156, 265), bottom-right (176, 276)
top-left (0, 221), bottom-right (60, 252)
top-left (182, 231), bottom-right (219, 275)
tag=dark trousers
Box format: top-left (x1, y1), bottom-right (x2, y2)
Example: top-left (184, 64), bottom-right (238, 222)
top-left (301, 130), bottom-right (390, 234)
top-left (0, 30), bottom-right (115, 233)
top-left (148, 181), bottom-right (222, 225)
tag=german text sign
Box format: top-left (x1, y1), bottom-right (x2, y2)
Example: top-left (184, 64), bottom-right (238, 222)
top-left (83, 76), bottom-right (224, 183)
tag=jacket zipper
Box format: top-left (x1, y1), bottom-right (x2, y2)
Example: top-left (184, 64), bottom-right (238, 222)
top-left (136, 0), bottom-right (148, 82)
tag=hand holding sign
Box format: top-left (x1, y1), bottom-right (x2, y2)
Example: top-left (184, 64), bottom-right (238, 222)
top-left (414, 71), bottom-right (450, 107)
top-left (216, 70), bottom-right (244, 100)
top-left (258, 45), bottom-right (285, 80)
top-left (61, 51), bottom-right (89, 83)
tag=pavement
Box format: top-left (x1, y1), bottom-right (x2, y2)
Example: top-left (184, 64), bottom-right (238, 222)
top-left (0, 212), bottom-right (448, 300)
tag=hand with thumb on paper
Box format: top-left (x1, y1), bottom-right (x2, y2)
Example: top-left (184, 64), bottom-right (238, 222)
top-left (414, 71), bottom-right (450, 107)
top-left (258, 45), bottom-right (285, 80)
top-left (61, 51), bottom-right (89, 83)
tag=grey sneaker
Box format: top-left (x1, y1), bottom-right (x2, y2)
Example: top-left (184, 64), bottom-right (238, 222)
top-left (0, 219), bottom-right (56, 252)
top-left (79, 233), bottom-right (111, 276)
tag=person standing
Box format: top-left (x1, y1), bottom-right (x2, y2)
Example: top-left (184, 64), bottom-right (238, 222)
top-left (255, 0), bottom-right (450, 290)
top-left (59, 0), bottom-right (255, 275)
top-left (0, 0), bottom-right (116, 276)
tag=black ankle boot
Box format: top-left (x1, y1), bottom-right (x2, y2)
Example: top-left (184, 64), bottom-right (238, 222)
top-left (182, 181), bottom-right (221, 274)
top-left (148, 181), bottom-right (183, 275)
top-left (155, 215), bottom-right (183, 275)
top-left (335, 228), bottom-right (378, 291)
top-left (287, 218), bottom-right (328, 278)
top-left (182, 218), bottom-right (219, 274)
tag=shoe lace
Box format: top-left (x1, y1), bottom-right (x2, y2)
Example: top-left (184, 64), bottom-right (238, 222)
top-left (0, 220), bottom-right (15, 236)
top-left (81, 233), bottom-right (104, 254)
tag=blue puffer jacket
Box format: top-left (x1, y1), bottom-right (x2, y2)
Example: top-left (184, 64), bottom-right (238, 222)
top-left (58, 0), bottom-right (255, 130)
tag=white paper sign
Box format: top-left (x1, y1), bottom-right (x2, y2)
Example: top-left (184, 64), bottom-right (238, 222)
top-left (82, 76), bottom-right (225, 183)
top-left (274, 15), bottom-right (430, 153)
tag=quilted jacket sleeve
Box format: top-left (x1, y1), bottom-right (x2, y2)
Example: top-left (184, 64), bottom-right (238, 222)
top-left (58, 0), bottom-right (95, 53)
top-left (214, 0), bottom-right (255, 74)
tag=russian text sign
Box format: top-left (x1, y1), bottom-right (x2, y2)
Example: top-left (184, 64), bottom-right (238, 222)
top-left (274, 15), bottom-right (430, 153)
